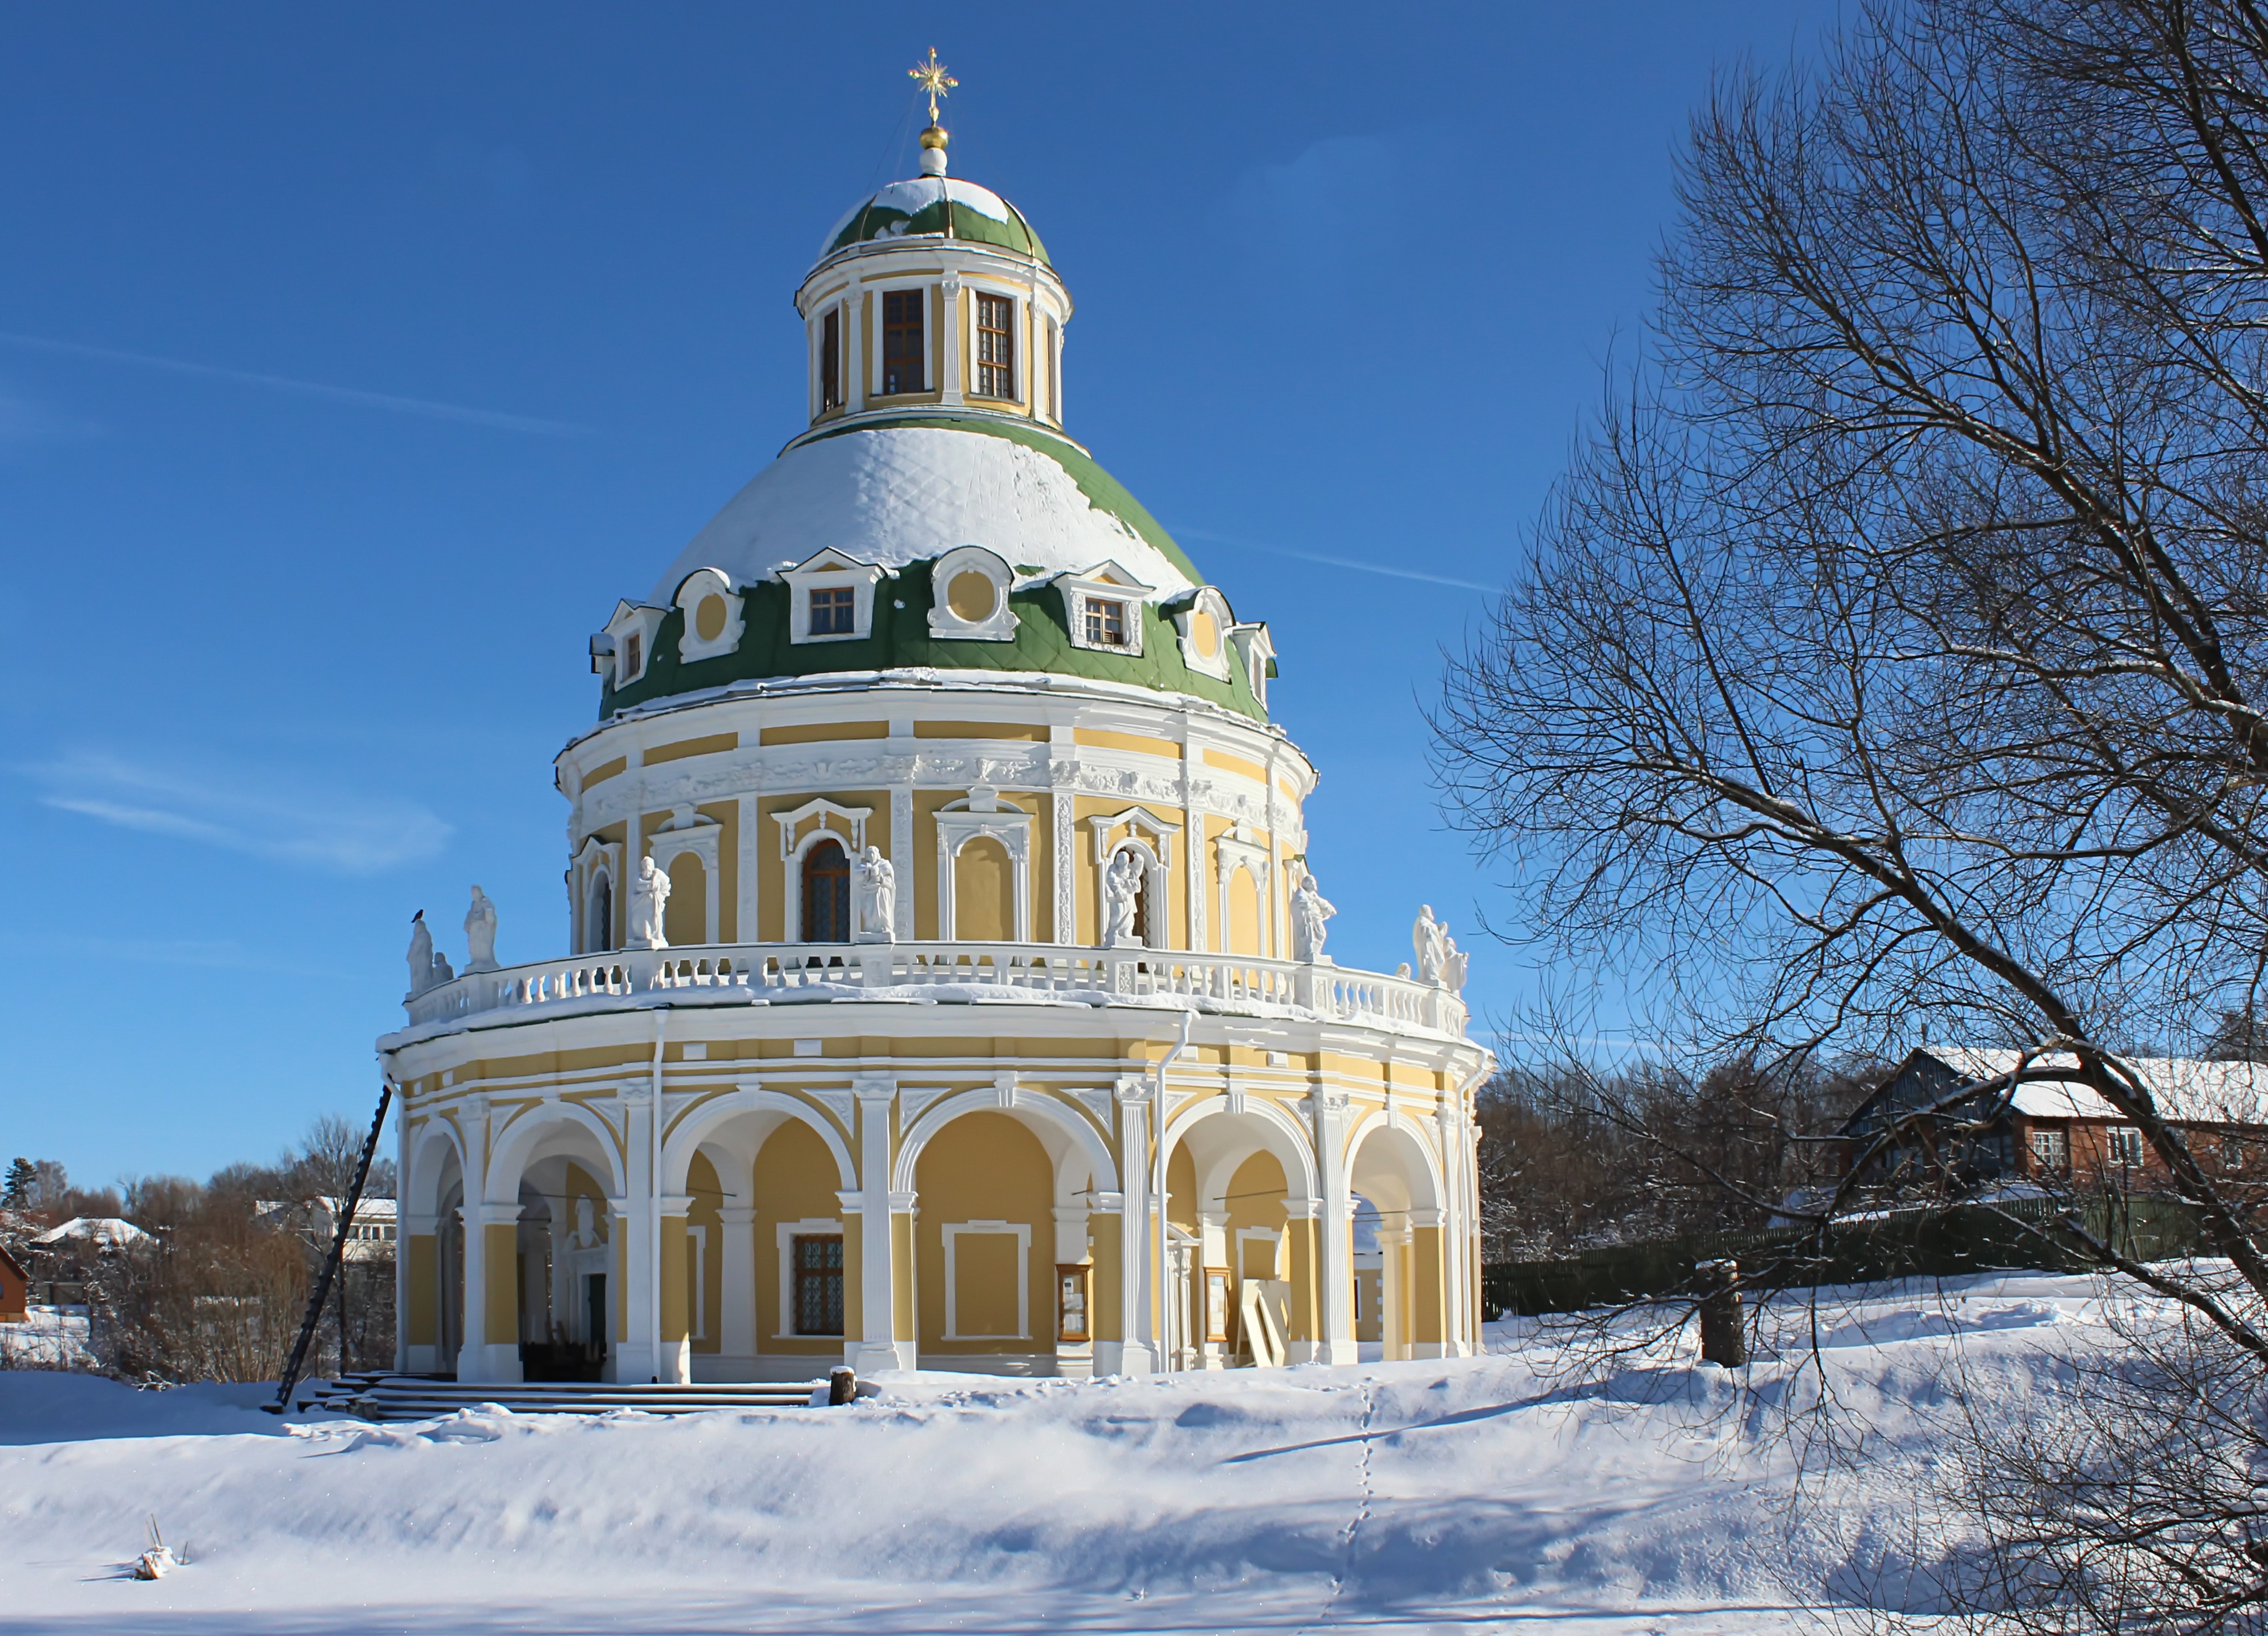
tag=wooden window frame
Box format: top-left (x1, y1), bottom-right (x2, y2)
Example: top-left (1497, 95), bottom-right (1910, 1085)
top-left (801, 838), bottom-right (853, 942)
top-left (820, 306), bottom-right (842, 409)
top-left (809, 585), bottom-right (857, 636)
top-left (975, 291), bottom-right (1017, 401)
top-left (791, 1233), bottom-right (845, 1337)
top-left (881, 288), bottom-right (925, 396)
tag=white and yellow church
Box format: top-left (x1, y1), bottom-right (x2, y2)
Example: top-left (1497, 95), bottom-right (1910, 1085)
top-left (379, 73), bottom-right (1492, 1385)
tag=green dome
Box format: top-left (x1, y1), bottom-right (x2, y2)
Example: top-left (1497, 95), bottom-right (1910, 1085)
top-left (821, 176), bottom-right (1049, 265)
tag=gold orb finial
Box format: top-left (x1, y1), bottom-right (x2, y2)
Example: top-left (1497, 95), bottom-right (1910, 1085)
top-left (909, 47), bottom-right (958, 125)
top-left (919, 124), bottom-right (949, 151)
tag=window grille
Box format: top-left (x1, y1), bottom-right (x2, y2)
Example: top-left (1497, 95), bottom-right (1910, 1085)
top-left (810, 586), bottom-right (856, 636)
top-left (792, 1234), bottom-right (844, 1335)
top-left (976, 292), bottom-right (1015, 399)
top-left (1083, 597), bottom-right (1127, 647)
top-left (882, 290), bottom-right (924, 394)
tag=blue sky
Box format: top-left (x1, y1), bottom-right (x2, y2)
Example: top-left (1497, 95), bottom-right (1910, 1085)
top-left (0, 2), bottom-right (1834, 1187)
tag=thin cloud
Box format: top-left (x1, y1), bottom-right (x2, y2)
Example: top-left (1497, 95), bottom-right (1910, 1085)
top-left (0, 331), bottom-right (595, 437)
top-left (1172, 524), bottom-right (1498, 592)
top-left (0, 382), bottom-right (101, 448)
top-left (27, 749), bottom-right (450, 874)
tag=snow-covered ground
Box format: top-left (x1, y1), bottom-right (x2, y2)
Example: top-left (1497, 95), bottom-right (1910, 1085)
top-left (0, 1304), bottom-right (93, 1369)
top-left (0, 1271), bottom-right (2122, 1635)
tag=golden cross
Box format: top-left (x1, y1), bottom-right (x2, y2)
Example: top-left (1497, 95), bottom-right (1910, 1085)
top-left (909, 48), bottom-right (958, 124)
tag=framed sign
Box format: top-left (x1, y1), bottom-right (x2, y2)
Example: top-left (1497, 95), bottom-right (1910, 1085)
top-left (1055, 1263), bottom-right (1091, 1343)
top-left (1204, 1271), bottom-right (1231, 1344)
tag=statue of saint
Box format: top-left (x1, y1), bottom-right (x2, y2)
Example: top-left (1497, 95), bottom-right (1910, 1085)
top-left (464, 885), bottom-right (499, 973)
top-left (1413, 905), bottom-right (1449, 985)
top-left (406, 910), bottom-right (435, 995)
top-left (570, 1195), bottom-right (600, 1250)
top-left (854, 846), bottom-right (897, 943)
top-left (1289, 871), bottom-right (1337, 963)
top-left (1440, 938), bottom-right (1469, 994)
top-left (1103, 849), bottom-right (1145, 948)
top-left (625, 854), bottom-right (671, 949)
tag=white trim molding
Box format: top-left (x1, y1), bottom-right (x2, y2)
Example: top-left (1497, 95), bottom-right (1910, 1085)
top-left (672, 566), bottom-right (745, 665)
top-left (780, 548), bottom-right (885, 645)
top-left (774, 1217), bottom-right (846, 1340)
top-left (1057, 560), bottom-right (1155, 657)
top-left (647, 804), bottom-right (722, 946)
top-left (1172, 586), bottom-right (1236, 682)
top-left (927, 545), bottom-right (1020, 642)
top-left (941, 1219), bottom-right (1032, 1340)
top-left (1213, 823), bottom-right (1275, 956)
top-left (935, 785), bottom-right (1034, 942)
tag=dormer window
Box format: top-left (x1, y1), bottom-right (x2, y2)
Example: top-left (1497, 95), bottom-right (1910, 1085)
top-left (1059, 561), bottom-right (1154, 657)
top-left (820, 307), bottom-right (842, 409)
top-left (781, 549), bottom-right (886, 644)
top-left (976, 292), bottom-right (1016, 399)
top-left (1084, 597), bottom-right (1127, 647)
top-left (623, 632), bottom-right (642, 677)
top-left (600, 599), bottom-right (669, 690)
top-left (882, 289), bottom-right (925, 394)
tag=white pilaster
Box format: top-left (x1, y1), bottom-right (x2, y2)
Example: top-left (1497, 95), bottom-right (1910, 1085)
top-left (1313, 1089), bottom-right (1356, 1365)
top-left (939, 273), bottom-right (964, 406)
top-left (1112, 1075), bottom-right (1158, 1374)
top-left (853, 1076), bottom-right (912, 1372)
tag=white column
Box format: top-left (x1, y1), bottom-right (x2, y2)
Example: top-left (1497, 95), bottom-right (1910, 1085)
top-left (1380, 1227), bottom-right (1410, 1361)
top-left (852, 1076), bottom-right (911, 1372)
top-left (847, 280), bottom-right (867, 412)
top-left (939, 274), bottom-right (963, 406)
top-left (606, 1191), bottom-right (651, 1382)
top-left (1113, 1076), bottom-right (1158, 1373)
top-left (711, 1205), bottom-right (758, 1378)
top-left (1313, 1089), bottom-right (1356, 1365)
top-left (455, 1199), bottom-right (525, 1384)
top-left (891, 787), bottom-right (915, 941)
top-left (393, 1094), bottom-right (412, 1372)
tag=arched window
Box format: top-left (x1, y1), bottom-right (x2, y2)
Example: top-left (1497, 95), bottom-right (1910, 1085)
top-left (587, 872), bottom-right (613, 954)
top-left (802, 839), bottom-right (852, 941)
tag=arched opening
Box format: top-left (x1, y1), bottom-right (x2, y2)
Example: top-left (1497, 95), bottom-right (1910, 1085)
top-left (586, 871), bottom-right (613, 954)
top-left (954, 837), bottom-right (1014, 941)
top-left (665, 853), bottom-right (707, 946)
top-left (1348, 1123), bottom-right (1447, 1362)
top-left (1160, 1105), bottom-right (1323, 1370)
top-left (915, 1112), bottom-right (1055, 1370)
top-left (802, 839), bottom-right (850, 941)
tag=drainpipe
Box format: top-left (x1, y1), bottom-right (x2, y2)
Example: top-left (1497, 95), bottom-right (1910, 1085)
top-left (1154, 1006), bottom-right (1193, 1372)
top-left (650, 1007), bottom-right (666, 1382)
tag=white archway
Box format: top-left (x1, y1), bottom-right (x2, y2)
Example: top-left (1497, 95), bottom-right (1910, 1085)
top-left (892, 1085), bottom-right (1118, 1201)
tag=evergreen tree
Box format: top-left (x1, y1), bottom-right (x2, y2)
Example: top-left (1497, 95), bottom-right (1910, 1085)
top-left (2, 1157), bottom-right (36, 1209)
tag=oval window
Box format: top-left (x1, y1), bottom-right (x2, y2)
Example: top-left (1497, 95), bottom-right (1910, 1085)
top-left (1190, 609), bottom-right (1219, 657)
top-left (695, 594), bottom-right (728, 642)
top-left (946, 571), bottom-right (998, 622)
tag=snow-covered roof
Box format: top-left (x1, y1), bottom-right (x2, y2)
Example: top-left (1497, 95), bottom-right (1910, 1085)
top-left (647, 422), bottom-right (1198, 609)
top-left (30, 1217), bottom-right (151, 1248)
top-left (821, 176), bottom-right (1048, 264)
top-left (1933, 1047), bottom-right (2268, 1125)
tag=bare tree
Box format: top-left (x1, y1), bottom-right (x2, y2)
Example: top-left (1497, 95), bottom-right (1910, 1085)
top-left (1435, 1), bottom-right (2268, 1625)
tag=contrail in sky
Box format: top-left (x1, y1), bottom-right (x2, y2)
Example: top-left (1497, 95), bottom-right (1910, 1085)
top-left (1171, 524), bottom-right (1498, 592)
top-left (0, 330), bottom-right (596, 435)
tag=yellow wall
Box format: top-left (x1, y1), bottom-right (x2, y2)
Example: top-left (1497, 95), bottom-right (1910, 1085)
top-left (665, 853), bottom-right (708, 946)
top-left (405, 1234), bottom-right (438, 1345)
top-left (954, 837), bottom-right (1014, 941)
top-left (483, 1223), bottom-right (518, 1344)
top-left (753, 1120), bottom-right (846, 1356)
top-left (914, 1112), bottom-right (1054, 1357)
top-left (686, 1150), bottom-right (723, 1355)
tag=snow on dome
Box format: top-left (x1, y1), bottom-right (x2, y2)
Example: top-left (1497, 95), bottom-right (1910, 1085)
top-left (821, 176), bottom-right (1048, 264)
top-left (647, 424), bottom-right (1197, 606)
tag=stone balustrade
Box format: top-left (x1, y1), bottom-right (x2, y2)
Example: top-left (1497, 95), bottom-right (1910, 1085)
top-left (397, 940), bottom-right (1469, 1039)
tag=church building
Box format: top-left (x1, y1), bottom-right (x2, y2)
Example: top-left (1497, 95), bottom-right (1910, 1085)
top-left (379, 65), bottom-right (1493, 1384)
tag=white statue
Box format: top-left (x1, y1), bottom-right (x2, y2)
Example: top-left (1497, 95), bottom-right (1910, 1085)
top-left (406, 910), bottom-right (435, 995)
top-left (1103, 849), bottom-right (1145, 948)
top-left (464, 885), bottom-right (499, 973)
top-left (1413, 904), bottom-right (1449, 986)
top-left (1440, 934), bottom-right (1469, 994)
top-left (570, 1195), bottom-right (600, 1250)
top-left (1289, 870), bottom-right (1337, 963)
top-left (625, 854), bottom-right (671, 949)
top-left (854, 846), bottom-right (897, 944)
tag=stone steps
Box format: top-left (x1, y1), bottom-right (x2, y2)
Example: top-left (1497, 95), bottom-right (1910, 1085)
top-left (300, 1371), bottom-right (824, 1421)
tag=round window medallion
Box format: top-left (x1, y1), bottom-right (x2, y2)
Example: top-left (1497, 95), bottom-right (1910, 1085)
top-left (695, 594), bottom-right (728, 642)
top-left (946, 571), bottom-right (998, 622)
top-left (1191, 609), bottom-right (1219, 657)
